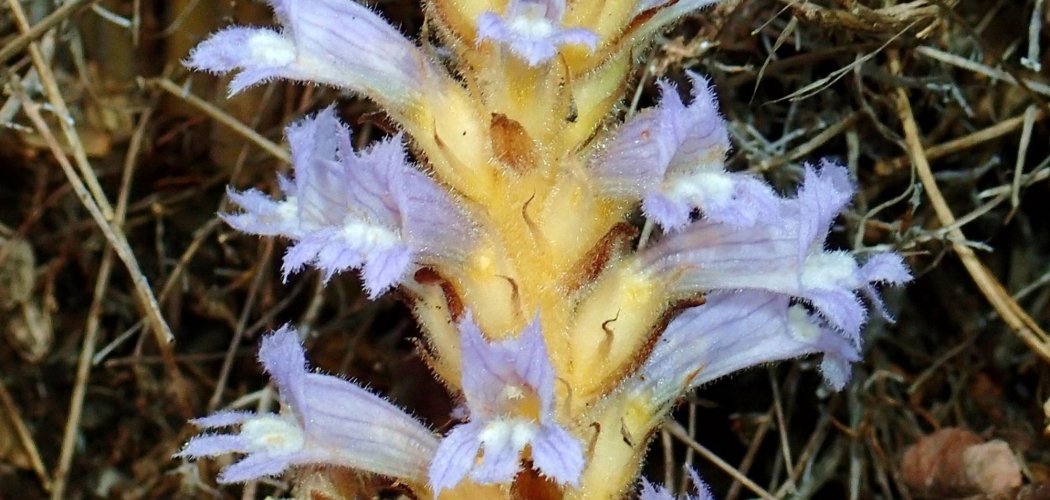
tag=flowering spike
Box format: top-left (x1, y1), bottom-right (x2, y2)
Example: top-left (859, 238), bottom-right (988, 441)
top-left (428, 314), bottom-right (584, 492)
top-left (185, 0), bottom-right (429, 109)
top-left (476, 0), bottom-right (599, 66)
top-left (222, 108), bottom-right (470, 298)
top-left (594, 72), bottom-right (777, 230)
top-left (183, 0), bottom-right (915, 496)
top-left (176, 326), bottom-right (438, 483)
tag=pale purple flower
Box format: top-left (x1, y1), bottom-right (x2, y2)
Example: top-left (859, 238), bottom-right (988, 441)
top-left (176, 326), bottom-right (438, 483)
top-left (476, 0), bottom-right (599, 66)
top-left (634, 291), bottom-right (860, 404)
top-left (223, 107), bottom-right (470, 298)
top-left (428, 314), bottom-right (584, 493)
top-left (641, 162), bottom-right (912, 346)
top-left (639, 468), bottom-right (714, 500)
top-left (185, 0), bottom-right (429, 109)
top-left (593, 72), bottom-right (777, 230)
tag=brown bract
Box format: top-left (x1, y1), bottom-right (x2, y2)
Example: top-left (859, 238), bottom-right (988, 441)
top-left (491, 113), bottom-right (539, 174)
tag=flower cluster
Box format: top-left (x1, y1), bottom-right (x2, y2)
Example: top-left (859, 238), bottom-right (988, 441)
top-left (178, 0), bottom-right (911, 498)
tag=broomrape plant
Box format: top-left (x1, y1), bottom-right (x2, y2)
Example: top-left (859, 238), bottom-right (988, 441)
top-left (177, 0), bottom-right (911, 498)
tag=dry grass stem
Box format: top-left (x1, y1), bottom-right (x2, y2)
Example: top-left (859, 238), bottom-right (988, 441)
top-left (877, 108), bottom-right (1048, 172)
top-left (9, 74), bottom-right (191, 406)
top-left (0, 381), bottom-right (49, 490)
top-left (151, 78), bottom-right (291, 164)
top-left (0, 0), bottom-right (97, 63)
top-left (890, 50), bottom-right (1050, 363)
top-left (665, 419), bottom-right (777, 500)
top-left (914, 45), bottom-right (1050, 98)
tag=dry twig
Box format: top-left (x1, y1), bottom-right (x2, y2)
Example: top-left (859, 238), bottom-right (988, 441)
top-left (889, 50), bottom-right (1050, 364)
top-left (665, 419), bottom-right (777, 500)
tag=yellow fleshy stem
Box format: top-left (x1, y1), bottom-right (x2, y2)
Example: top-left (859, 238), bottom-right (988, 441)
top-left (569, 390), bottom-right (665, 500)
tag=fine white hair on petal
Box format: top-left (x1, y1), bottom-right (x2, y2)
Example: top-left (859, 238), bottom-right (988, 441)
top-left (635, 162), bottom-right (911, 398)
top-left (861, 252), bottom-right (913, 285)
top-left (641, 162), bottom-right (911, 343)
top-left (632, 0), bottom-right (722, 16)
top-left (428, 422), bottom-right (484, 493)
top-left (860, 252), bottom-right (913, 321)
top-left (638, 466), bottom-right (715, 500)
top-left (177, 326), bottom-right (438, 484)
top-left (222, 107), bottom-right (471, 298)
top-left (428, 314), bottom-right (584, 492)
top-left (530, 422), bottom-right (586, 486)
top-left (794, 159), bottom-right (855, 261)
top-left (476, 0), bottom-right (598, 66)
top-left (185, 0), bottom-right (430, 109)
top-left (634, 291), bottom-right (860, 406)
top-left (593, 72), bottom-right (778, 230)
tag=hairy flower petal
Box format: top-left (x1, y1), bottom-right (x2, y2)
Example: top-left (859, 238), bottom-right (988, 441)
top-left (223, 107), bottom-right (470, 298)
top-left (795, 160), bottom-right (854, 261)
top-left (639, 467), bottom-right (714, 500)
top-left (186, 0), bottom-right (430, 109)
top-left (594, 72), bottom-right (776, 229)
top-left (635, 292), bottom-right (860, 406)
top-left (428, 422), bottom-right (484, 493)
top-left (180, 434), bottom-right (251, 458)
top-left (632, 0), bottom-right (723, 17)
top-left (476, 0), bottom-right (598, 66)
top-left (859, 252), bottom-right (913, 320)
top-left (191, 410), bottom-right (255, 428)
top-left (641, 162), bottom-right (911, 343)
top-left (429, 314), bottom-right (583, 492)
top-left (177, 326), bottom-right (438, 483)
top-left (458, 315), bottom-right (555, 420)
top-left (530, 422), bottom-right (585, 486)
top-left (860, 252), bottom-right (912, 285)
top-left (219, 453), bottom-right (294, 484)
top-left (472, 419), bottom-right (533, 483)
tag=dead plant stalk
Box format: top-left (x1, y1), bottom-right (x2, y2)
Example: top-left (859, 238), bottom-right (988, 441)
top-left (888, 50), bottom-right (1050, 364)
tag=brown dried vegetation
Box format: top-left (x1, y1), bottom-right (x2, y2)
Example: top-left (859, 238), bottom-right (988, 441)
top-left (0, 0), bottom-right (1048, 498)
